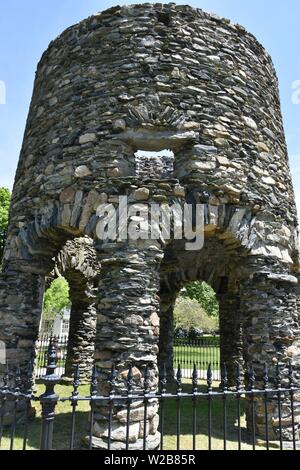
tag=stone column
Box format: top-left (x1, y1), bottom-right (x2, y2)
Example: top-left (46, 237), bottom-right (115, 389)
top-left (241, 260), bottom-right (300, 442)
top-left (89, 244), bottom-right (163, 450)
top-left (0, 268), bottom-right (44, 380)
top-left (158, 286), bottom-right (178, 382)
top-left (64, 279), bottom-right (96, 382)
top-left (218, 291), bottom-right (244, 385)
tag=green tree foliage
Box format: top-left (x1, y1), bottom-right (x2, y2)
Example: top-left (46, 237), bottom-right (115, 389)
top-left (174, 297), bottom-right (218, 333)
top-left (43, 277), bottom-right (71, 321)
top-left (0, 187), bottom-right (10, 263)
top-left (181, 281), bottom-right (219, 317)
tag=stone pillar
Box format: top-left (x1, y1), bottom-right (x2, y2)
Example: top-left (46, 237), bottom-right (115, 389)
top-left (0, 268), bottom-right (44, 380)
top-left (241, 261), bottom-right (300, 442)
top-left (89, 244), bottom-right (163, 450)
top-left (64, 279), bottom-right (96, 381)
top-left (218, 291), bottom-right (244, 384)
top-left (158, 286), bottom-right (178, 382)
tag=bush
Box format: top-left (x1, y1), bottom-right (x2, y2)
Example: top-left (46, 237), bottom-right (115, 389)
top-left (0, 187), bottom-right (10, 263)
top-left (188, 327), bottom-right (204, 339)
top-left (174, 327), bottom-right (189, 339)
top-left (174, 297), bottom-right (218, 334)
top-left (180, 281), bottom-right (219, 317)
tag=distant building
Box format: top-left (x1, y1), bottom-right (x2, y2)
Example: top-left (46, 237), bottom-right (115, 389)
top-left (40, 309), bottom-right (70, 337)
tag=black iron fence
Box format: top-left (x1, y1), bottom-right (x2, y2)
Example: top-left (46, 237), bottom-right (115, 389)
top-left (35, 334), bottom-right (68, 379)
top-left (36, 334), bottom-right (221, 382)
top-left (174, 337), bottom-right (220, 381)
top-left (0, 341), bottom-right (300, 451)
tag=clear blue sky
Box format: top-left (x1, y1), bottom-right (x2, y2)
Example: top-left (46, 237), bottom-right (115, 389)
top-left (0, 0), bottom-right (299, 212)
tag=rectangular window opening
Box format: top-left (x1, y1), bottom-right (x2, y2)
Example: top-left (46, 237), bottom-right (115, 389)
top-left (134, 149), bottom-right (174, 179)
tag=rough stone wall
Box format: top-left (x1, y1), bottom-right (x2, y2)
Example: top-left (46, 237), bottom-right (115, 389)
top-left (135, 151), bottom-right (174, 179)
top-left (0, 3), bottom-right (299, 446)
top-left (3, 3), bottom-right (298, 274)
top-left (240, 260), bottom-right (300, 440)
top-left (0, 271), bottom-right (44, 380)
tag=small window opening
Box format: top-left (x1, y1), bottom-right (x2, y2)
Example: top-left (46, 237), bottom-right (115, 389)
top-left (134, 149), bottom-right (174, 179)
top-left (157, 12), bottom-right (172, 26)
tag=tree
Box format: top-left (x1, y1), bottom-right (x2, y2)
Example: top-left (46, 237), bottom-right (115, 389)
top-left (0, 187), bottom-right (11, 263)
top-left (174, 297), bottom-right (218, 334)
top-left (43, 277), bottom-right (71, 321)
top-left (181, 281), bottom-right (219, 317)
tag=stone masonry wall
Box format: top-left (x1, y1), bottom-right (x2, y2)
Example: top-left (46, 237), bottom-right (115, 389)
top-left (1, 3), bottom-right (299, 446)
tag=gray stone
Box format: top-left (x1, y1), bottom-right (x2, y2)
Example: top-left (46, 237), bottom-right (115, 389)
top-left (112, 119), bottom-right (126, 132)
top-left (74, 166), bottom-right (92, 178)
top-left (242, 116), bottom-right (257, 130)
top-left (79, 133), bottom-right (97, 144)
top-left (1, 3), bottom-right (300, 450)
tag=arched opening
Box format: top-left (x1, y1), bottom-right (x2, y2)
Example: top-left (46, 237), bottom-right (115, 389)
top-left (173, 281), bottom-right (220, 380)
top-left (35, 276), bottom-right (71, 379)
top-left (35, 236), bottom-right (98, 382)
top-left (0, 197), bottom-right (102, 380)
top-left (158, 216), bottom-right (248, 385)
top-left (40, 277), bottom-right (71, 336)
top-left (158, 275), bottom-right (244, 385)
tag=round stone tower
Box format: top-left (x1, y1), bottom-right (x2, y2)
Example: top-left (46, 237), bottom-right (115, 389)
top-left (1, 3), bottom-right (299, 448)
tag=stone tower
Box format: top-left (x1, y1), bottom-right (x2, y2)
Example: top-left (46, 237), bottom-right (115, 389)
top-left (1, 3), bottom-right (299, 448)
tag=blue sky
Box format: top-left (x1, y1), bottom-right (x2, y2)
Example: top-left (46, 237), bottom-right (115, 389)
top-left (0, 0), bottom-right (299, 213)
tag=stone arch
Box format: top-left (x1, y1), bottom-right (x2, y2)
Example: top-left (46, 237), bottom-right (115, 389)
top-left (0, 197), bottom-right (102, 377)
top-left (157, 203), bottom-right (251, 380)
top-left (1, 3), bottom-right (300, 447)
top-left (47, 237), bottom-right (99, 381)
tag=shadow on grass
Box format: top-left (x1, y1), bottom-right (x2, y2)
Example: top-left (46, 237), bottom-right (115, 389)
top-left (161, 384), bottom-right (252, 450)
top-left (1, 384), bottom-right (258, 451)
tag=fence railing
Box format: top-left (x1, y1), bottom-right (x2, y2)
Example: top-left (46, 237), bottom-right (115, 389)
top-left (36, 334), bottom-right (221, 382)
top-left (0, 340), bottom-right (299, 451)
top-left (174, 337), bottom-right (220, 381)
top-left (35, 334), bottom-right (68, 379)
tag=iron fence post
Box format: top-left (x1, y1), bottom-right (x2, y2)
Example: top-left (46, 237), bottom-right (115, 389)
top-left (40, 338), bottom-right (60, 450)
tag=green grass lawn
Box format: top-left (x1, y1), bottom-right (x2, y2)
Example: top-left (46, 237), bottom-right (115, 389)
top-left (0, 381), bottom-right (271, 451)
top-left (173, 346), bottom-right (220, 371)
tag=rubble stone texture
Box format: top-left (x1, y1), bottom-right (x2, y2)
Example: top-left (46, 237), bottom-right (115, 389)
top-left (0, 3), bottom-right (299, 447)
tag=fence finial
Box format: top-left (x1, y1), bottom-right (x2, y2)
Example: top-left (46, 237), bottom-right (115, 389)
top-left (236, 362), bottom-right (242, 391)
top-left (288, 360), bottom-right (294, 388)
top-left (248, 364), bottom-right (255, 391)
top-left (73, 365), bottom-right (81, 392)
top-left (127, 364), bottom-right (134, 394)
top-left (91, 365), bottom-right (98, 396)
top-left (275, 362), bottom-right (281, 389)
top-left (192, 363), bottom-right (198, 393)
top-left (109, 364), bottom-right (117, 396)
top-left (207, 364), bottom-right (212, 392)
top-left (221, 363), bottom-right (228, 392)
top-left (143, 365), bottom-right (151, 394)
top-left (176, 364), bottom-right (182, 394)
top-left (263, 363), bottom-right (269, 389)
top-left (40, 339), bottom-right (60, 450)
top-left (159, 364), bottom-right (167, 394)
